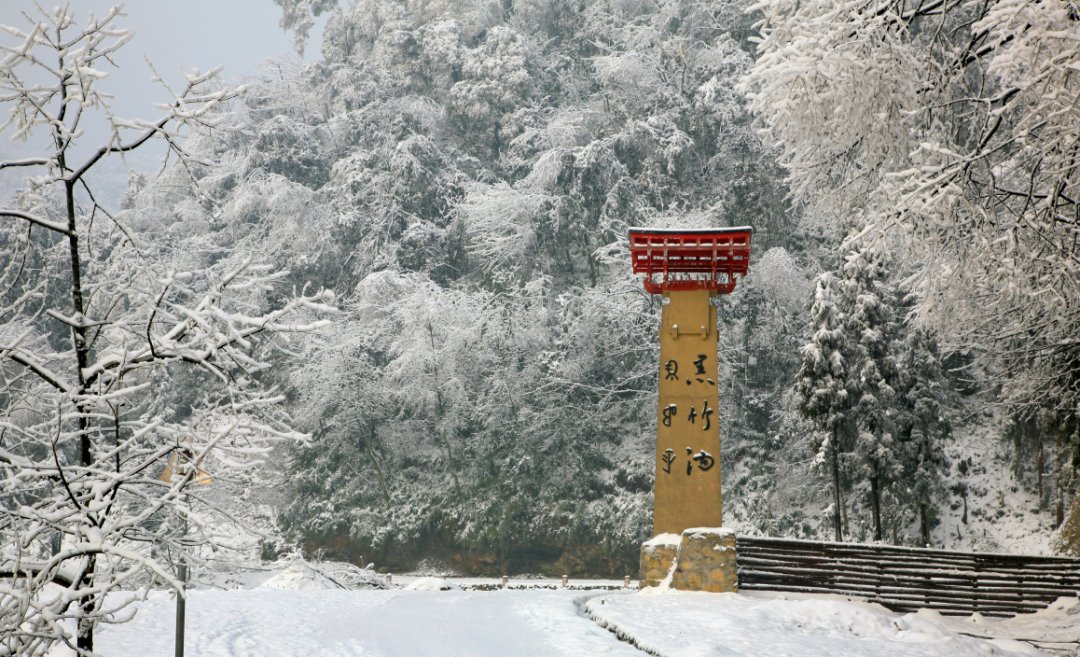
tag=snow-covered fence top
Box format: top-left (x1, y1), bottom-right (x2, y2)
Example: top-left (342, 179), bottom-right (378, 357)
top-left (736, 536), bottom-right (1080, 617)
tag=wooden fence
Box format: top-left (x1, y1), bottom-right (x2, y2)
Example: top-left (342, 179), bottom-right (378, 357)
top-left (735, 536), bottom-right (1080, 617)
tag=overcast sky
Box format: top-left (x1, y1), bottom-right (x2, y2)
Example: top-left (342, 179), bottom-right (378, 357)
top-left (0, 1), bottom-right (331, 196)
top-left (0, 1), bottom-right (326, 118)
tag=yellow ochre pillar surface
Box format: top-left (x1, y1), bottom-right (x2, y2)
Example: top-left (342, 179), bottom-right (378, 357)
top-left (653, 288), bottom-right (721, 536)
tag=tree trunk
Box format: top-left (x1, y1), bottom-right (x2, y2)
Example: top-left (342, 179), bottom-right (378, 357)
top-left (870, 464), bottom-right (882, 542)
top-left (365, 420), bottom-right (391, 505)
top-left (1056, 419), bottom-right (1066, 528)
top-left (78, 618), bottom-right (93, 654)
top-left (77, 555), bottom-right (97, 653)
top-left (61, 122), bottom-right (97, 655)
top-left (1036, 418), bottom-right (1045, 508)
top-left (830, 427), bottom-right (843, 542)
top-left (1012, 413), bottom-right (1024, 478)
top-left (919, 503), bottom-right (930, 547)
top-left (59, 162), bottom-right (92, 467)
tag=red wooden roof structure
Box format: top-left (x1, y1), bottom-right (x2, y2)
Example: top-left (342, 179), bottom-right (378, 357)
top-left (629, 226), bottom-right (753, 294)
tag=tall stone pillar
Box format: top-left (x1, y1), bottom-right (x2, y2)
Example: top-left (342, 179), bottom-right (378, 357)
top-left (628, 226), bottom-right (751, 592)
top-left (653, 288), bottom-right (722, 535)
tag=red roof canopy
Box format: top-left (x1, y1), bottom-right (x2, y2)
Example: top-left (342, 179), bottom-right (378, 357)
top-left (629, 226), bottom-right (753, 294)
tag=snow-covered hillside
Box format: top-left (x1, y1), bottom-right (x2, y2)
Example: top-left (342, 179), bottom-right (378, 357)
top-left (935, 408), bottom-right (1059, 556)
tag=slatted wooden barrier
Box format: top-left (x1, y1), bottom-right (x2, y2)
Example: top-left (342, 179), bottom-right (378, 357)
top-left (736, 536), bottom-right (1080, 617)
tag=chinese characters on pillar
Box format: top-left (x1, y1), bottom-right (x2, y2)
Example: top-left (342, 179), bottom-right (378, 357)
top-left (660, 447), bottom-right (716, 475)
top-left (663, 356), bottom-right (717, 387)
top-left (659, 354), bottom-right (718, 476)
top-left (662, 400), bottom-right (714, 431)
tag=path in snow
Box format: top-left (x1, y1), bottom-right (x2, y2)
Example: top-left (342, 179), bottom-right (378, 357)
top-left (97, 589), bottom-right (645, 657)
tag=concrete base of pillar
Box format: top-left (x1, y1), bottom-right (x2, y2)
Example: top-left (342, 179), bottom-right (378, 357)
top-left (639, 533), bottom-right (681, 587)
top-left (639, 527), bottom-right (738, 593)
top-left (671, 527), bottom-right (738, 592)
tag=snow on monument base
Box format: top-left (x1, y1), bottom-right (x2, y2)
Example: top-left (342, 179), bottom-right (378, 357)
top-left (639, 527), bottom-right (738, 593)
top-left (639, 533), bottom-right (681, 587)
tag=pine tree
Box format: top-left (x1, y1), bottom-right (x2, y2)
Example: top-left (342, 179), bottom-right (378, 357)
top-left (896, 328), bottom-right (950, 546)
top-left (843, 246), bottom-right (900, 542)
top-left (795, 272), bottom-right (853, 541)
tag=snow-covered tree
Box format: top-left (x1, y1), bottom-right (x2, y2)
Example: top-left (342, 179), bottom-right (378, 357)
top-left (722, 247), bottom-right (820, 537)
top-left (895, 328), bottom-right (950, 546)
top-left (744, 0), bottom-right (1080, 449)
top-left (202, 0), bottom-right (802, 571)
top-left (0, 7), bottom-right (329, 654)
top-left (797, 241), bottom-right (928, 543)
top-left (843, 246), bottom-right (900, 542)
top-left (273, 0), bottom-right (336, 54)
top-left (795, 272), bottom-right (852, 541)
top-left (281, 270), bottom-right (659, 571)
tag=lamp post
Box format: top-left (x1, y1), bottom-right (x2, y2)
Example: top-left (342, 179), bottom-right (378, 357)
top-left (175, 502), bottom-right (188, 657)
top-left (158, 442), bottom-right (212, 657)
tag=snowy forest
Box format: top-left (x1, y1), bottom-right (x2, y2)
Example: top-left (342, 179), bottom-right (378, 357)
top-left (1, 0), bottom-right (1079, 651)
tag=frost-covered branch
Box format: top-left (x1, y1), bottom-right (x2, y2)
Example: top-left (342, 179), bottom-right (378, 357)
top-left (744, 0), bottom-right (1080, 414)
top-left (0, 210), bottom-right (71, 235)
top-left (0, 5), bottom-right (330, 655)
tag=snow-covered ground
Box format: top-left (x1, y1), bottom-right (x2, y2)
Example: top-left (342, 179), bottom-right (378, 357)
top-left (96, 589), bottom-right (642, 657)
top-left (584, 590), bottom-right (1060, 657)
top-left (932, 596), bottom-right (1080, 657)
top-left (89, 580), bottom-right (1077, 657)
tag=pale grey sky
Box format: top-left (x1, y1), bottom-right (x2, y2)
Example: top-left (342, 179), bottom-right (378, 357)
top-left (0, 1), bottom-right (332, 198)
top-left (0, 1), bottom-right (326, 120)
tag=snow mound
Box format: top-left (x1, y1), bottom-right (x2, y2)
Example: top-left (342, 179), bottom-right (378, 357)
top-left (257, 563), bottom-right (341, 591)
top-left (255, 560), bottom-right (394, 590)
top-left (315, 561), bottom-right (395, 590)
top-left (405, 577), bottom-right (461, 591)
top-left (684, 526), bottom-right (736, 539)
top-left (643, 533), bottom-right (681, 548)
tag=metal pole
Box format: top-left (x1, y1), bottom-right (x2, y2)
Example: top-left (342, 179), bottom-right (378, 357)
top-left (175, 494), bottom-right (189, 657)
top-left (175, 561), bottom-right (187, 657)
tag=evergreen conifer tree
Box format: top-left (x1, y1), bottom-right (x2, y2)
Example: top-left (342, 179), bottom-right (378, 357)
top-left (796, 272), bottom-right (853, 541)
top-left (897, 328), bottom-right (951, 546)
top-left (843, 247), bottom-right (900, 542)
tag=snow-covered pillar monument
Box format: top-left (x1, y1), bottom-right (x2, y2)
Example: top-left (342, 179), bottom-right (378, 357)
top-left (629, 226), bottom-right (752, 590)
